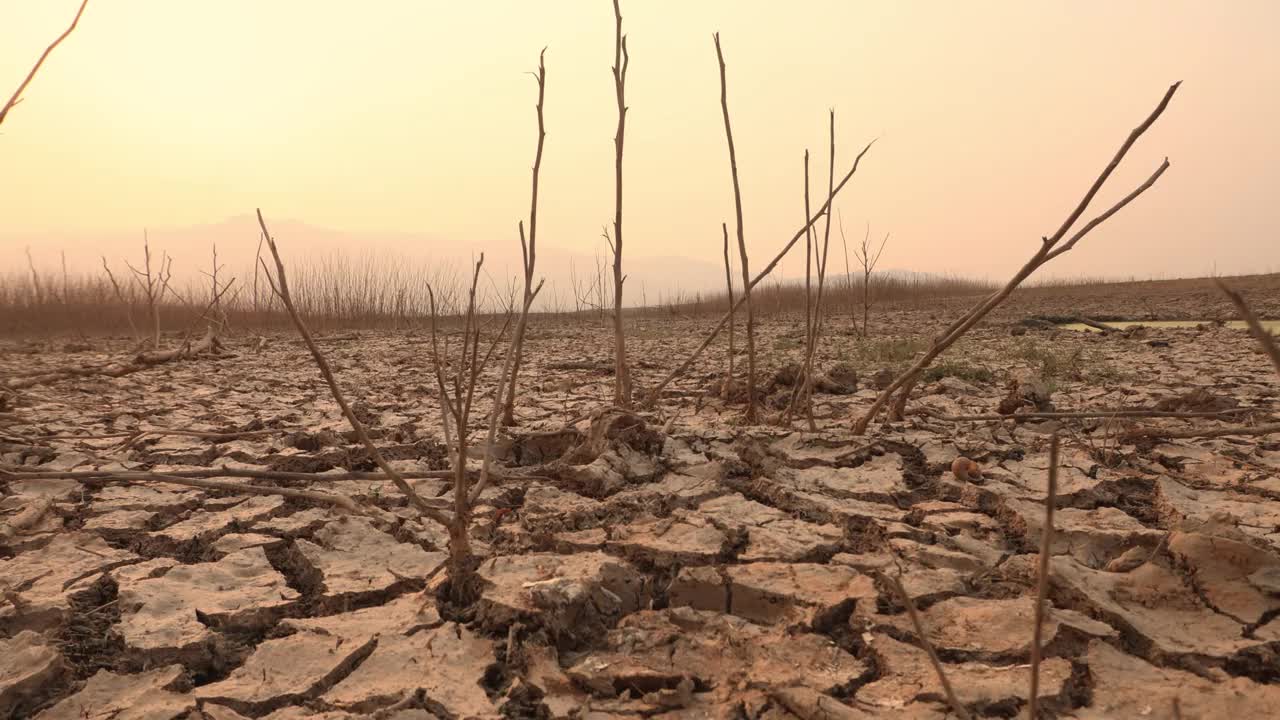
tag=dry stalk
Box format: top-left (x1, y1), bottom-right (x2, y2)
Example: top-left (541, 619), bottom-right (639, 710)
top-left (883, 572), bottom-right (972, 720)
top-left (0, 466), bottom-right (524, 491)
top-left (1123, 421), bottom-right (1280, 442)
top-left (642, 139), bottom-right (873, 408)
top-left (722, 223), bottom-right (735, 398)
top-left (854, 82), bottom-right (1181, 434)
top-left (0, 0), bottom-right (90, 127)
top-left (921, 407), bottom-right (1258, 422)
top-left (783, 151), bottom-right (816, 427)
top-left (714, 32), bottom-right (756, 423)
top-left (1028, 434), bottom-right (1060, 720)
top-left (255, 209), bottom-right (452, 529)
top-left (502, 49), bottom-right (548, 426)
top-left (1217, 279), bottom-right (1280, 378)
top-left (109, 473), bottom-right (366, 514)
top-left (610, 0), bottom-right (633, 406)
top-left (101, 257), bottom-right (139, 341)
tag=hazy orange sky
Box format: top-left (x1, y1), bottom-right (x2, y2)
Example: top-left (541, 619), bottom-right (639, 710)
top-left (3, 1), bottom-right (1278, 289)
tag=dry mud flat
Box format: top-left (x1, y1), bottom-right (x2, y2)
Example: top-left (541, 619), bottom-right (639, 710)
top-left (3, 307), bottom-right (1280, 719)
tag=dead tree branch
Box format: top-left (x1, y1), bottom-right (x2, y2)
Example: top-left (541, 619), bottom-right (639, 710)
top-left (1217, 279), bottom-right (1280, 378)
top-left (722, 223), bottom-right (735, 398)
top-left (920, 407), bottom-right (1259, 422)
top-left (1028, 434), bottom-right (1059, 720)
top-left (854, 82), bottom-right (1180, 434)
top-left (0, 0), bottom-right (90, 128)
top-left (255, 209), bottom-right (452, 529)
top-left (883, 572), bottom-right (972, 720)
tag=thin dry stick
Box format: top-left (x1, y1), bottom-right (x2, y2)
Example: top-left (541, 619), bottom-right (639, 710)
top-left (715, 32), bottom-right (756, 423)
top-left (790, 111), bottom-right (839, 430)
top-left (722, 223), bottom-right (735, 398)
top-left (610, 0), bottom-right (633, 407)
top-left (0, 471), bottom-right (371, 514)
top-left (255, 209), bottom-right (451, 528)
top-left (0, 0), bottom-right (90, 127)
top-left (502, 48), bottom-right (548, 426)
top-left (1123, 421), bottom-right (1280, 441)
top-left (884, 573), bottom-right (972, 720)
top-left (809, 113), bottom-right (838, 422)
top-left (101, 257), bottom-right (139, 341)
top-left (642, 137), bottom-right (874, 407)
top-left (855, 82), bottom-right (1180, 434)
top-left (126, 473), bottom-right (367, 514)
top-left (1217, 279), bottom-right (1280, 378)
top-left (921, 407), bottom-right (1258, 422)
top-left (1028, 434), bottom-right (1060, 720)
top-left (0, 466), bottom-right (485, 490)
top-left (838, 210), bottom-right (859, 335)
top-left (801, 151), bottom-right (815, 421)
top-left (783, 151), bottom-right (815, 426)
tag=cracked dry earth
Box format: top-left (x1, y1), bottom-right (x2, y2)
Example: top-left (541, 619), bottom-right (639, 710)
top-left (3, 289), bottom-right (1280, 719)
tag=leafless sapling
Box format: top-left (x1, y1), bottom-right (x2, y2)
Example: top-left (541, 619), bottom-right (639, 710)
top-left (854, 223), bottom-right (889, 338)
top-left (609, 0), bottom-right (633, 406)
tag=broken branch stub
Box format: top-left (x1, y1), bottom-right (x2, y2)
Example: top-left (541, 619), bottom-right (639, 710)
top-left (853, 82), bottom-right (1180, 434)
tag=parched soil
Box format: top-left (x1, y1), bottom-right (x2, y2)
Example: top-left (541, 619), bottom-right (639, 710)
top-left (3, 276), bottom-right (1280, 719)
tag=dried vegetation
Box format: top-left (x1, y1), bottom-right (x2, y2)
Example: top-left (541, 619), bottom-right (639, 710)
top-left (5, 3), bottom-right (1280, 719)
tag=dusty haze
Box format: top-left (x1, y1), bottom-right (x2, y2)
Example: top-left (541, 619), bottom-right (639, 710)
top-left (3, 0), bottom-right (1278, 291)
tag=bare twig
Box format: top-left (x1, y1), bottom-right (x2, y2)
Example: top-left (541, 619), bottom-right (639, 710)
top-left (1028, 434), bottom-right (1059, 720)
top-left (101, 257), bottom-right (139, 341)
top-left (0, 466), bottom-right (535, 492)
top-left (1217, 279), bottom-right (1280, 378)
top-left (715, 32), bottom-right (756, 423)
top-left (255, 209), bottom-right (452, 528)
top-left (0, 0), bottom-right (91, 127)
top-left (855, 82), bottom-right (1180, 434)
top-left (1122, 421), bottom-right (1280, 442)
top-left (883, 572), bottom-right (972, 720)
top-left (65, 472), bottom-right (366, 514)
top-left (722, 223), bottom-right (735, 397)
top-left (854, 224), bottom-right (889, 337)
top-left (472, 280), bottom-right (543, 504)
top-left (920, 407), bottom-right (1260, 423)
